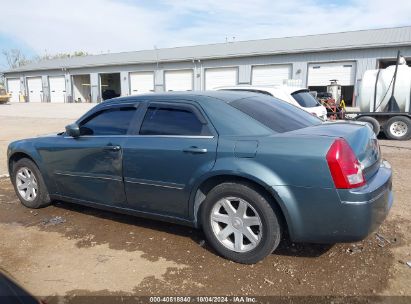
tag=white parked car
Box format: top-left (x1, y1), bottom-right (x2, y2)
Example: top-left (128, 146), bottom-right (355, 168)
top-left (216, 85), bottom-right (328, 120)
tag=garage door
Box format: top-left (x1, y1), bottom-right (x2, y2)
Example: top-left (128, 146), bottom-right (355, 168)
top-left (49, 76), bottom-right (66, 103)
top-left (165, 70), bottom-right (193, 92)
top-left (130, 72), bottom-right (154, 94)
top-left (27, 77), bottom-right (43, 103)
top-left (6, 78), bottom-right (20, 102)
top-left (308, 62), bottom-right (356, 86)
top-left (251, 65), bottom-right (291, 86)
top-left (205, 67), bottom-right (237, 90)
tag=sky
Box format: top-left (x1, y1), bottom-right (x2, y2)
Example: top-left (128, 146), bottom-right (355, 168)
top-left (0, 0), bottom-right (410, 70)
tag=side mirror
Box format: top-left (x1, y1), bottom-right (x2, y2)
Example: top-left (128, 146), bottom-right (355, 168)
top-left (65, 123), bottom-right (80, 138)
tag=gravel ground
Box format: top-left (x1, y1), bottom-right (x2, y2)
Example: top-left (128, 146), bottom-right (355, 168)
top-left (0, 104), bottom-right (410, 302)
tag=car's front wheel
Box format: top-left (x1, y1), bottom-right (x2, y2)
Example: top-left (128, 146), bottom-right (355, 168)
top-left (201, 182), bottom-right (282, 264)
top-left (12, 158), bottom-right (51, 209)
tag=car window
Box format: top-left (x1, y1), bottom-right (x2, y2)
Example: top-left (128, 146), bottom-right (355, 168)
top-left (229, 95), bottom-right (321, 133)
top-left (79, 107), bottom-right (136, 136)
top-left (291, 91), bottom-right (320, 107)
top-left (140, 106), bottom-right (205, 136)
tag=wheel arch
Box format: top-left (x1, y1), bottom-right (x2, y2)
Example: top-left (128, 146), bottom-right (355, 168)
top-left (8, 151), bottom-right (38, 176)
top-left (191, 173), bottom-right (291, 236)
top-left (8, 146), bottom-right (57, 195)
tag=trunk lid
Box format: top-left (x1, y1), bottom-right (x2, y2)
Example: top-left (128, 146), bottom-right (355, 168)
top-left (289, 121), bottom-right (381, 178)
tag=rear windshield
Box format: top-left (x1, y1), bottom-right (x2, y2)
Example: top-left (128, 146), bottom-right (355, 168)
top-left (291, 91), bottom-right (320, 107)
top-left (229, 95), bottom-right (322, 133)
top-left (221, 89), bottom-right (273, 97)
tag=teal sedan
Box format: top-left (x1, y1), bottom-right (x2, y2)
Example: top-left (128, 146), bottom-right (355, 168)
top-left (7, 91), bottom-right (393, 264)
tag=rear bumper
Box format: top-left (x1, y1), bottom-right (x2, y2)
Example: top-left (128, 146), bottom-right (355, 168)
top-left (334, 160), bottom-right (393, 241)
top-left (274, 160), bottom-right (393, 243)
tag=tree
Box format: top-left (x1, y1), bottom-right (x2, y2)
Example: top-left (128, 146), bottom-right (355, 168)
top-left (1, 49), bottom-right (89, 71)
top-left (1, 49), bottom-right (89, 87)
top-left (1, 49), bottom-right (30, 69)
top-left (35, 50), bottom-right (89, 62)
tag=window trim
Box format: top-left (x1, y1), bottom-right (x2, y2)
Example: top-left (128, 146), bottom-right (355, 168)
top-left (65, 134), bottom-right (215, 139)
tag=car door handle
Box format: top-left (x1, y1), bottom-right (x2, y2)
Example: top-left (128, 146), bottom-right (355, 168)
top-left (104, 145), bottom-right (121, 152)
top-left (183, 146), bottom-right (207, 154)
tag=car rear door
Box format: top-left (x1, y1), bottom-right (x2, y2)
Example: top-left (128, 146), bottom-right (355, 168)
top-left (122, 100), bottom-right (218, 218)
top-left (48, 104), bottom-right (138, 206)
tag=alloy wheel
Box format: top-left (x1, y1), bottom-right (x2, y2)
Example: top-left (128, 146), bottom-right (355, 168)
top-left (16, 167), bottom-right (38, 202)
top-left (210, 197), bottom-right (262, 253)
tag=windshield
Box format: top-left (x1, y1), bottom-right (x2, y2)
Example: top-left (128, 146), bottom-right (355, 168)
top-left (229, 95), bottom-right (322, 133)
top-left (292, 90), bottom-right (320, 107)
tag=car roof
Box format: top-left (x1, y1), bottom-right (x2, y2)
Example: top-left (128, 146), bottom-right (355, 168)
top-left (101, 90), bottom-right (261, 106)
top-left (76, 91), bottom-right (273, 134)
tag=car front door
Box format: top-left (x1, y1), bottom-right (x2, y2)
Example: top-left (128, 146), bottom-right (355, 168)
top-left (122, 101), bottom-right (218, 218)
top-left (46, 104), bottom-right (138, 206)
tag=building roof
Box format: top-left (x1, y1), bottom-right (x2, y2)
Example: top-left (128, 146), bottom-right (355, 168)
top-left (5, 26), bottom-right (411, 73)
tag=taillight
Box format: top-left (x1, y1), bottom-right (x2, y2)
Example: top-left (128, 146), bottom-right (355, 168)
top-left (326, 139), bottom-right (366, 189)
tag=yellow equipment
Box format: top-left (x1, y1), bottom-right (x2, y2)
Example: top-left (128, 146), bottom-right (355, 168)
top-left (0, 88), bottom-right (11, 104)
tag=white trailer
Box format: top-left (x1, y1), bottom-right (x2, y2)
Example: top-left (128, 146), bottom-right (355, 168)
top-left (347, 51), bottom-right (411, 140)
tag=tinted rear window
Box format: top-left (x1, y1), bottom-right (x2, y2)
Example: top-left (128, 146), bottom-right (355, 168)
top-left (229, 95), bottom-right (321, 133)
top-left (292, 91), bottom-right (320, 107)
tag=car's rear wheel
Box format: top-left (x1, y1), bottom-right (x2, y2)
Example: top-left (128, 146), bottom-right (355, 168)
top-left (201, 182), bottom-right (281, 264)
top-left (12, 158), bottom-right (51, 209)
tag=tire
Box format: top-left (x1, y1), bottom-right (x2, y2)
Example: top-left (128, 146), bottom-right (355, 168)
top-left (12, 158), bottom-right (51, 209)
top-left (383, 116), bottom-right (411, 140)
top-left (201, 182), bottom-right (281, 264)
top-left (357, 116), bottom-right (380, 135)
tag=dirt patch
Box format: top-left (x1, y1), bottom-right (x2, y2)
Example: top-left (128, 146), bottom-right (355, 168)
top-left (0, 222), bottom-right (184, 296)
top-left (0, 175), bottom-right (402, 298)
top-left (376, 145), bottom-right (411, 296)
